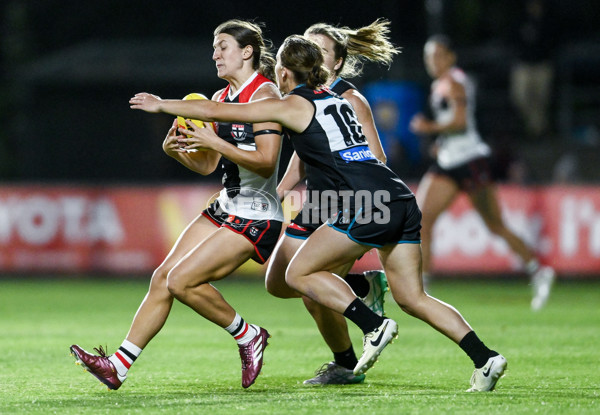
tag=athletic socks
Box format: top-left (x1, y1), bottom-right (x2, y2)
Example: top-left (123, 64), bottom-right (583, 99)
top-left (343, 298), bottom-right (385, 335)
top-left (225, 313), bottom-right (258, 345)
top-left (333, 345), bottom-right (359, 370)
top-left (525, 259), bottom-right (540, 275)
top-left (459, 331), bottom-right (499, 368)
top-left (344, 273), bottom-right (370, 298)
top-left (108, 339), bottom-right (142, 379)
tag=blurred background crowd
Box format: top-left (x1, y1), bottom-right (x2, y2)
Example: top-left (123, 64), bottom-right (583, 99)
top-left (1, 0), bottom-right (599, 185)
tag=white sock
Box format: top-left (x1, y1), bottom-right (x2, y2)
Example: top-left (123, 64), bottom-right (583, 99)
top-left (108, 339), bottom-right (142, 379)
top-left (525, 259), bottom-right (540, 275)
top-left (225, 313), bottom-right (258, 345)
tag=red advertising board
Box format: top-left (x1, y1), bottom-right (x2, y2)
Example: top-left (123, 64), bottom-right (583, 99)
top-left (540, 186), bottom-right (600, 274)
top-left (0, 185), bottom-right (220, 273)
top-left (1, 184), bottom-right (599, 277)
top-left (352, 185), bottom-right (600, 277)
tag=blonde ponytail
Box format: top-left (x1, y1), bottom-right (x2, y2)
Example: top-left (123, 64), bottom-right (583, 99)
top-left (304, 18), bottom-right (401, 78)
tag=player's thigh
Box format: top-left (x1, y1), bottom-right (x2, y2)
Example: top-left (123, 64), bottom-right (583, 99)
top-left (158, 214), bottom-right (217, 268)
top-left (171, 227), bottom-right (256, 286)
top-left (150, 214), bottom-right (218, 290)
top-left (287, 225), bottom-right (368, 279)
top-left (416, 172), bottom-right (459, 225)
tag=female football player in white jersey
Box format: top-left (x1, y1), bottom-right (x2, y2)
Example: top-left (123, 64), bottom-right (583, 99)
top-left (71, 20), bottom-right (283, 390)
top-left (130, 34), bottom-right (507, 392)
top-left (266, 19), bottom-right (398, 385)
top-left (409, 35), bottom-right (555, 311)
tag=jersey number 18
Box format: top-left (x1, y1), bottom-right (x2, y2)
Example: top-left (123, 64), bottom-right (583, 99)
top-left (324, 103), bottom-right (366, 147)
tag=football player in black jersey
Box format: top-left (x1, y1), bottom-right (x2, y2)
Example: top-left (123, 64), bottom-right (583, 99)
top-left (267, 19), bottom-right (399, 385)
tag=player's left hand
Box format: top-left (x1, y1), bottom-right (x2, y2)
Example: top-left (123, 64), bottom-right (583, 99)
top-left (129, 93), bottom-right (163, 113)
top-left (177, 119), bottom-right (216, 151)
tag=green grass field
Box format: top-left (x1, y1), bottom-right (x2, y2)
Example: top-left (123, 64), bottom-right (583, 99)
top-left (0, 276), bottom-right (599, 414)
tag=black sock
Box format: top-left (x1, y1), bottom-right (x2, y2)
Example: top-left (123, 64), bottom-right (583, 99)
top-left (343, 298), bottom-right (384, 335)
top-left (459, 331), bottom-right (499, 368)
top-left (333, 345), bottom-right (358, 370)
top-left (344, 273), bottom-right (369, 297)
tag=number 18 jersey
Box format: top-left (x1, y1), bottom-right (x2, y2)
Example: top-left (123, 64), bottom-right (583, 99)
top-left (287, 85), bottom-right (413, 204)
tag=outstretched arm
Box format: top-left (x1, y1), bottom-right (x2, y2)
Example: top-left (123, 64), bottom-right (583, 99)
top-left (130, 92), bottom-right (312, 133)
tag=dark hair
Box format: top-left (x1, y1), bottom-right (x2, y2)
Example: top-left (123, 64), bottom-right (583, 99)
top-left (426, 34), bottom-right (454, 53)
top-left (304, 18), bottom-right (400, 78)
top-left (279, 35), bottom-right (330, 89)
top-left (214, 19), bottom-right (276, 81)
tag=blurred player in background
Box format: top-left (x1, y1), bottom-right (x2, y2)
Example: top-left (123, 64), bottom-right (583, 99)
top-left (266, 19), bottom-right (398, 385)
top-left (130, 34), bottom-right (508, 392)
top-left (409, 35), bottom-right (555, 310)
top-left (71, 19), bottom-right (283, 390)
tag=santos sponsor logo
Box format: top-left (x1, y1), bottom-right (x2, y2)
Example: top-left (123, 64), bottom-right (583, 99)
top-left (339, 146), bottom-right (376, 163)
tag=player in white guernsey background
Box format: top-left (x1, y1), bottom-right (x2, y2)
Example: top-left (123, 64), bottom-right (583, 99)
top-left (130, 34), bottom-right (508, 393)
top-left (71, 20), bottom-right (282, 391)
top-left (266, 19), bottom-right (398, 385)
top-left (409, 35), bottom-right (555, 311)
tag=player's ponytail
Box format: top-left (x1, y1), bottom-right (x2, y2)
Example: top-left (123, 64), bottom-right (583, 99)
top-left (258, 54), bottom-right (276, 83)
top-left (304, 18), bottom-right (401, 78)
top-left (280, 35), bottom-right (330, 89)
top-left (308, 65), bottom-right (329, 90)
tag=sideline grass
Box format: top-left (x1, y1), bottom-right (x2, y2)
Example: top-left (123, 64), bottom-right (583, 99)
top-left (0, 277), bottom-right (599, 414)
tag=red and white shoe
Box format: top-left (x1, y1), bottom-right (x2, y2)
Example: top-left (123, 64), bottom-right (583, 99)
top-left (237, 325), bottom-right (270, 388)
top-left (70, 345), bottom-right (125, 390)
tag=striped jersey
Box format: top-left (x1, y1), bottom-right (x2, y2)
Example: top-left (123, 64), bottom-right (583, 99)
top-left (431, 67), bottom-right (491, 168)
top-left (214, 71), bottom-right (283, 221)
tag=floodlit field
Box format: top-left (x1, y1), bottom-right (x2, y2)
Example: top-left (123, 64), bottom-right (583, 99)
top-left (0, 277), bottom-right (599, 414)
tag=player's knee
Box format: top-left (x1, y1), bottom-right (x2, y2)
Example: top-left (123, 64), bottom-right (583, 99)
top-left (165, 266), bottom-right (192, 298)
top-left (393, 292), bottom-right (425, 317)
top-left (265, 278), bottom-right (288, 298)
top-left (149, 265), bottom-right (170, 290)
top-left (284, 265), bottom-right (301, 291)
top-left (165, 271), bottom-right (181, 298)
top-left (265, 267), bottom-right (284, 296)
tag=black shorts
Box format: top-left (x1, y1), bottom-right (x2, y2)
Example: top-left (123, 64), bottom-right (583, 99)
top-left (430, 156), bottom-right (493, 191)
top-left (328, 197), bottom-right (422, 248)
top-left (201, 200), bottom-right (282, 264)
top-left (284, 206), bottom-right (322, 240)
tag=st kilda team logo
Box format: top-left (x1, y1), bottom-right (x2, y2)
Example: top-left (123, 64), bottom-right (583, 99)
top-left (231, 124), bottom-right (247, 141)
